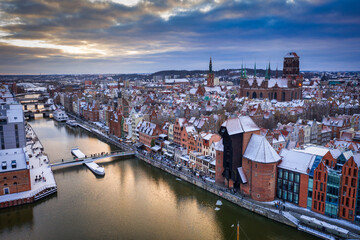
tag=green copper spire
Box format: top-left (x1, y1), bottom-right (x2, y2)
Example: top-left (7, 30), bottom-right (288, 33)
top-left (268, 61), bottom-right (271, 78)
top-left (265, 65), bottom-right (269, 80)
top-left (209, 57), bottom-right (212, 73)
top-left (244, 64), bottom-right (247, 78)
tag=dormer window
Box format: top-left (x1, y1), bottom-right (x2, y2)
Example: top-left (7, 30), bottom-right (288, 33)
top-left (11, 160), bottom-right (16, 168)
top-left (1, 161), bottom-right (6, 170)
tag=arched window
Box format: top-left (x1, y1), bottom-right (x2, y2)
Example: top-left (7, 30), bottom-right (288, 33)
top-left (246, 92), bottom-right (249, 97)
top-left (252, 92), bottom-right (257, 99)
top-left (282, 92), bottom-right (286, 101)
top-left (274, 92), bottom-right (277, 100)
top-left (268, 93), bottom-right (271, 99)
top-left (260, 92), bottom-right (263, 99)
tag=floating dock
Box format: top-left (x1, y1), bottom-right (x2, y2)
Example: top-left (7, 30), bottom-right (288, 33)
top-left (71, 147), bottom-right (86, 159)
top-left (84, 161), bottom-right (105, 176)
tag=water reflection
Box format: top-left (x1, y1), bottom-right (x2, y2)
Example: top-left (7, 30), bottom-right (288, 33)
top-left (0, 206), bottom-right (34, 233)
top-left (0, 118), bottom-right (317, 240)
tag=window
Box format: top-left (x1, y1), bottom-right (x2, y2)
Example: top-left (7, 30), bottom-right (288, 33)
top-left (1, 161), bottom-right (6, 170)
top-left (294, 194), bottom-right (299, 204)
top-left (288, 192), bottom-right (293, 202)
top-left (295, 174), bottom-right (300, 183)
top-left (284, 171), bottom-right (288, 180)
top-left (289, 172), bottom-right (294, 182)
top-left (278, 169), bottom-right (283, 178)
top-left (294, 183), bottom-right (299, 193)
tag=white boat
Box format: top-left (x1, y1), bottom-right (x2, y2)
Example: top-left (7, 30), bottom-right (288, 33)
top-left (71, 147), bottom-right (86, 159)
top-left (85, 161), bottom-right (105, 176)
top-left (66, 120), bottom-right (78, 127)
top-left (53, 109), bottom-right (69, 122)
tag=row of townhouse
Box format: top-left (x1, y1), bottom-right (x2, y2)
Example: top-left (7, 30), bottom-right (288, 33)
top-left (278, 120), bottom-right (332, 148)
top-left (277, 145), bottom-right (360, 222)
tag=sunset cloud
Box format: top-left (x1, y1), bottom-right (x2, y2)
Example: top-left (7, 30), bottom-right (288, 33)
top-left (0, 0), bottom-right (359, 73)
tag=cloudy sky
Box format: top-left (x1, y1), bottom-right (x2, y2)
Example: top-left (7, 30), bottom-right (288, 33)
top-left (0, 0), bottom-right (359, 74)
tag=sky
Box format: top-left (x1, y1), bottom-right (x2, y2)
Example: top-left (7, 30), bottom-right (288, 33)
top-left (0, 0), bottom-right (359, 74)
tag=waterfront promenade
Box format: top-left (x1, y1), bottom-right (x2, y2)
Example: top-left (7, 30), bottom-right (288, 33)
top-left (67, 113), bottom-right (360, 240)
top-left (0, 123), bottom-right (57, 208)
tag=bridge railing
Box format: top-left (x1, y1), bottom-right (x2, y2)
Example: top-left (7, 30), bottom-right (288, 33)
top-left (52, 151), bottom-right (135, 166)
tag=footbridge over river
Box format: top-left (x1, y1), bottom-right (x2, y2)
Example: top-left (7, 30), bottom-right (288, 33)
top-left (50, 151), bottom-right (135, 168)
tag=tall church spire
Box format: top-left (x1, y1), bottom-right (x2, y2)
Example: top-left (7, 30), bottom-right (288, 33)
top-left (254, 62), bottom-right (257, 79)
top-left (240, 63), bottom-right (244, 78)
top-left (209, 57), bottom-right (212, 73)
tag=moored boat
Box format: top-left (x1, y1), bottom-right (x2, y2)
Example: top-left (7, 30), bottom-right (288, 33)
top-left (66, 120), bottom-right (78, 127)
top-left (53, 109), bottom-right (69, 122)
top-left (84, 161), bottom-right (105, 176)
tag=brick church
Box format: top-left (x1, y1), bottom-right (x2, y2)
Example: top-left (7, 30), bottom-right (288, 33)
top-left (238, 52), bottom-right (303, 102)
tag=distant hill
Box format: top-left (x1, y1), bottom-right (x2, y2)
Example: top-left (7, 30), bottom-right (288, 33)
top-left (151, 68), bottom-right (283, 78)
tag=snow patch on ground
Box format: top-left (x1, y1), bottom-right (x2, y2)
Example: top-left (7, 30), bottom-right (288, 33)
top-left (215, 207), bottom-right (220, 211)
top-left (216, 200), bottom-right (223, 206)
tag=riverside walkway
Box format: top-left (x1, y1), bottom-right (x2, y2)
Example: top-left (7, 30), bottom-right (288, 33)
top-left (50, 151), bottom-right (135, 168)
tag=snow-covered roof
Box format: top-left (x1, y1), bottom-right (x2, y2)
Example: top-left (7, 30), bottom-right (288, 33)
top-left (0, 148), bottom-right (28, 173)
top-left (214, 139), bottom-right (224, 151)
top-left (221, 116), bottom-right (259, 135)
top-left (284, 52), bottom-right (298, 58)
top-left (279, 149), bottom-right (316, 174)
top-left (165, 79), bottom-right (189, 84)
top-left (329, 149), bottom-right (341, 159)
top-left (294, 145), bottom-right (330, 157)
top-left (243, 134), bottom-right (281, 163)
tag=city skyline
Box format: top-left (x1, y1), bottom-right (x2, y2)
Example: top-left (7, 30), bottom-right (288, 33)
top-left (0, 0), bottom-right (359, 74)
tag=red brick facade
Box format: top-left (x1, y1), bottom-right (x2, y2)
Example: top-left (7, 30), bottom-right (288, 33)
top-left (312, 161), bottom-right (327, 215)
top-left (339, 157), bottom-right (359, 221)
top-left (241, 159), bottom-right (278, 202)
top-left (299, 174), bottom-right (309, 208)
top-left (215, 149), bottom-right (224, 184)
top-left (0, 169), bottom-right (31, 196)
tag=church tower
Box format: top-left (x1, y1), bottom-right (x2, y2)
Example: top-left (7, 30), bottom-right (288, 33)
top-left (207, 57), bottom-right (214, 87)
top-left (282, 52), bottom-right (299, 79)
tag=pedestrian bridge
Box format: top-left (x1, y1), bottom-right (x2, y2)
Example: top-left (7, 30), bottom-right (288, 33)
top-left (50, 151), bottom-right (135, 168)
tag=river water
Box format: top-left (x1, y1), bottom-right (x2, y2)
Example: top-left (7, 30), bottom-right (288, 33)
top-left (0, 118), bottom-right (317, 240)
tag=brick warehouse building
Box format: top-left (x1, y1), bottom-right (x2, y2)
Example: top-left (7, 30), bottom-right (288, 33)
top-left (238, 52), bottom-right (303, 102)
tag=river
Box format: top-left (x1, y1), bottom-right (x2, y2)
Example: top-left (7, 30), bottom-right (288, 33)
top-left (0, 118), bottom-right (317, 240)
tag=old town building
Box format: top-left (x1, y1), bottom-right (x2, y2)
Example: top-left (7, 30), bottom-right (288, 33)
top-left (239, 53), bottom-right (303, 102)
top-left (241, 134), bottom-right (281, 201)
top-left (218, 116), bottom-right (260, 188)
